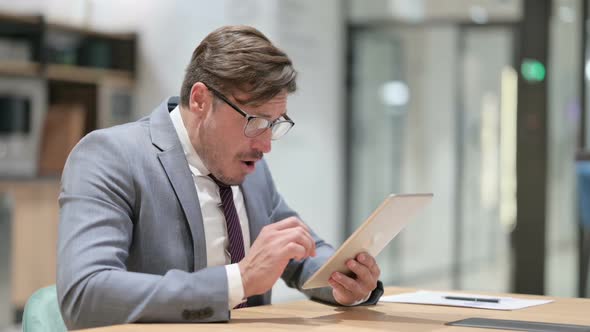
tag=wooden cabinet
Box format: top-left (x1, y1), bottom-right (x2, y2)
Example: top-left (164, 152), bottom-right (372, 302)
top-left (0, 180), bottom-right (61, 308)
top-left (0, 11), bottom-right (137, 317)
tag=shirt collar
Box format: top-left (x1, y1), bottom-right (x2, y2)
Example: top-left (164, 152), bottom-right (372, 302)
top-left (169, 106), bottom-right (210, 177)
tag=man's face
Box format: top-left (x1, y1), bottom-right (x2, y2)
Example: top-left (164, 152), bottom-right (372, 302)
top-left (187, 85), bottom-right (288, 185)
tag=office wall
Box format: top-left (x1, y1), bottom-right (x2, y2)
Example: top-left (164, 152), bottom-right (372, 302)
top-left (0, 0), bottom-right (345, 303)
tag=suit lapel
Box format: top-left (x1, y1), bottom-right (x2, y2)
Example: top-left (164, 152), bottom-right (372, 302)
top-left (150, 100), bottom-right (207, 271)
top-left (241, 175), bottom-right (267, 244)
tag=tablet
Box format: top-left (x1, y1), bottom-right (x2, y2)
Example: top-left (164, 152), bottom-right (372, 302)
top-left (447, 318), bottom-right (590, 332)
top-left (302, 193), bottom-right (433, 289)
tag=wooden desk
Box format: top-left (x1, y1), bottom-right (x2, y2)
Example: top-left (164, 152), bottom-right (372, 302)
top-left (83, 287), bottom-right (590, 331)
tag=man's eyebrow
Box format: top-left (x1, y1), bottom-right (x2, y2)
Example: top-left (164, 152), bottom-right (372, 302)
top-left (271, 111), bottom-right (288, 121)
top-left (258, 113), bottom-right (274, 119)
top-left (253, 110), bottom-right (287, 121)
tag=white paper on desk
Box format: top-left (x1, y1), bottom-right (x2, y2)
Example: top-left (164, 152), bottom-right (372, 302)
top-left (380, 290), bottom-right (553, 310)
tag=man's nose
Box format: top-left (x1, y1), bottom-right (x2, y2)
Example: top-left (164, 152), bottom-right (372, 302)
top-left (251, 129), bottom-right (272, 154)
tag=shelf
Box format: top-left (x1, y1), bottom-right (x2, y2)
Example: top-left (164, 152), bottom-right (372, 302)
top-left (0, 11), bottom-right (136, 81)
top-left (46, 21), bottom-right (136, 41)
top-left (0, 175), bottom-right (60, 182)
top-left (0, 60), bottom-right (40, 77)
top-left (0, 62), bottom-right (134, 84)
top-left (45, 64), bottom-right (134, 86)
top-left (0, 12), bottom-right (41, 25)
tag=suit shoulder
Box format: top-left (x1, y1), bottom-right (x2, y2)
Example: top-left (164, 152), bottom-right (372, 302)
top-left (77, 117), bottom-right (150, 151)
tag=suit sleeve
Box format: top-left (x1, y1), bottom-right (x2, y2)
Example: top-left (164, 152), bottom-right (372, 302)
top-left (57, 131), bottom-right (230, 330)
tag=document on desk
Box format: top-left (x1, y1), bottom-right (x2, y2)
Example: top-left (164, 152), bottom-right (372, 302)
top-left (380, 290), bottom-right (553, 310)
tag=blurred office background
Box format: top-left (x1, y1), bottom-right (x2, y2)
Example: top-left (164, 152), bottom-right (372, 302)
top-left (0, 0), bottom-right (589, 330)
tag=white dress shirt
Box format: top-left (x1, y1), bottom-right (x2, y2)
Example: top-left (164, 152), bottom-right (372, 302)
top-left (170, 106), bottom-right (249, 308)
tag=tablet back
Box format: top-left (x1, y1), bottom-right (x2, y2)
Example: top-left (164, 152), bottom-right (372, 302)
top-left (302, 193), bottom-right (433, 289)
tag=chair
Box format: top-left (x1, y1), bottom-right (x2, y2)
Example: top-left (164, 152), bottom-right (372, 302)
top-left (22, 285), bottom-right (66, 332)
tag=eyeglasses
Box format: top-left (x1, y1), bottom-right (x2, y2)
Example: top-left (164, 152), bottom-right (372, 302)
top-left (205, 84), bottom-right (295, 140)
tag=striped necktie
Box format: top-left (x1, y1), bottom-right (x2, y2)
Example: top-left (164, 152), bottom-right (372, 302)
top-left (209, 175), bottom-right (248, 308)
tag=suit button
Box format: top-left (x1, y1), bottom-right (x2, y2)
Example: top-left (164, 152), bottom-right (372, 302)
top-left (202, 307), bottom-right (213, 318)
top-left (191, 311), bottom-right (201, 320)
top-left (182, 308), bottom-right (213, 320)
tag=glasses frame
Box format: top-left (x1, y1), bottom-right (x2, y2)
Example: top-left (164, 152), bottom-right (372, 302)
top-left (204, 84), bottom-right (295, 140)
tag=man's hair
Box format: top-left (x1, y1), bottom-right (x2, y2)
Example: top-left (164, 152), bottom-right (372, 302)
top-left (180, 25), bottom-right (297, 107)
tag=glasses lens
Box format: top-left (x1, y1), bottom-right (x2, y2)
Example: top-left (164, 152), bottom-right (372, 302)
top-left (271, 121), bottom-right (293, 140)
top-left (244, 117), bottom-right (270, 137)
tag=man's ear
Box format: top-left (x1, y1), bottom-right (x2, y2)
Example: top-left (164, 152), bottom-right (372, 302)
top-left (189, 82), bottom-right (211, 115)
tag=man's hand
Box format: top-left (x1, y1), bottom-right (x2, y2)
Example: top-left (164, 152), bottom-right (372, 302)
top-left (238, 217), bottom-right (316, 297)
top-left (328, 252), bottom-right (380, 305)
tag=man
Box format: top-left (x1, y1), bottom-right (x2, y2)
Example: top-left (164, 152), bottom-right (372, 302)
top-left (57, 25), bottom-right (383, 330)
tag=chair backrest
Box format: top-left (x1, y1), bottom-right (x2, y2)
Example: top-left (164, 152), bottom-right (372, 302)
top-left (22, 285), bottom-right (66, 332)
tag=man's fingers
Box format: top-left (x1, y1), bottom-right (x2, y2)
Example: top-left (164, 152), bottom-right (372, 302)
top-left (292, 227), bottom-right (316, 258)
top-left (264, 217), bottom-right (316, 257)
top-left (357, 253), bottom-right (380, 278)
top-left (347, 259), bottom-right (374, 293)
top-left (283, 242), bottom-right (307, 261)
top-left (331, 272), bottom-right (364, 297)
top-left (277, 226), bottom-right (316, 258)
top-left (240, 218), bottom-right (322, 298)
top-left (271, 217), bottom-right (311, 232)
top-left (370, 262), bottom-right (380, 278)
top-left (329, 276), bottom-right (353, 301)
top-left (294, 226), bottom-right (316, 257)
top-left (357, 253), bottom-right (376, 268)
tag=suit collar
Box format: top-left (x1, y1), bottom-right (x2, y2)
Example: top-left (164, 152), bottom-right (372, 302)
top-left (169, 106), bottom-right (211, 177)
top-left (150, 97), bottom-right (181, 152)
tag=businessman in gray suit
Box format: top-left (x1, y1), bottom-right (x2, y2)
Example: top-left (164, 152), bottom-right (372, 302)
top-left (57, 25), bottom-right (383, 330)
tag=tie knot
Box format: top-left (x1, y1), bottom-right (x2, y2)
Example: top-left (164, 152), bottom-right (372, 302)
top-left (209, 174), bottom-right (230, 189)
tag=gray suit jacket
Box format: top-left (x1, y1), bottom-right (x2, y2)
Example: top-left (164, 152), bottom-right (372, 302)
top-left (57, 97), bottom-right (344, 330)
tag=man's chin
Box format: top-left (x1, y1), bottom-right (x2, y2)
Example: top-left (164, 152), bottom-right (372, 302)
top-left (216, 162), bottom-right (257, 185)
top-left (219, 173), bottom-right (247, 186)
